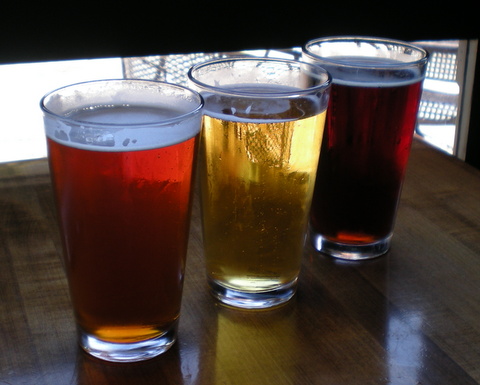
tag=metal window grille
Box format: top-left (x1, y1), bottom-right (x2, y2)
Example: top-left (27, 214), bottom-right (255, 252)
top-left (122, 52), bottom-right (226, 86)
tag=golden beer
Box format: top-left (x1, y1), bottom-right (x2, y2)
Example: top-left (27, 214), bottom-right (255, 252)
top-left (200, 99), bottom-right (326, 293)
top-left (189, 58), bottom-right (331, 308)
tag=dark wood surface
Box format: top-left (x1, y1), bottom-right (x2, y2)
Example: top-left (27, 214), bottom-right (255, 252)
top-left (1, 138), bottom-right (479, 385)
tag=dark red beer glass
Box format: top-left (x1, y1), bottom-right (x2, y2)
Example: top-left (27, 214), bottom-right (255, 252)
top-left (303, 37), bottom-right (428, 260)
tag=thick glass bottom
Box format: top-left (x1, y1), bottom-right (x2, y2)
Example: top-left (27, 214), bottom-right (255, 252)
top-left (78, 323), bottom-right (177, 363)
top-left (208, 277), bottom-right (297, 310)
top-left (310, 229), bottom-right (392, 260)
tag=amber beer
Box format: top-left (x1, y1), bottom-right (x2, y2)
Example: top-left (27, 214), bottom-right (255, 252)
top-left (47, 133), bottom-right (197, 342)
top-left (303, 37), bottom-right (428, 260)
top-left (189, 58), bottom-right (331, 309)
top-left (41, 80), bottom-right (203, 362)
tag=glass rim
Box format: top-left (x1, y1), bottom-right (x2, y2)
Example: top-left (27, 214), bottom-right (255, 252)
top-left (187, 57), bottom-right (332, 97)
top-left (40, 78), bottom-right (204, 128)
top-left (302, 36), bottom-right (429, 68)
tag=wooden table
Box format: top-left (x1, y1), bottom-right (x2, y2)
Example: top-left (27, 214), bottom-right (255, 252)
top-left (1, 138), bottom-right (479, 385)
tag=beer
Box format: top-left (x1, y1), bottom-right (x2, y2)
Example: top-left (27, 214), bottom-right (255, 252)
top-left (42, 79), bottom-right (203, 362)
top-left (200, 90), bottom-right (326, 293)
top-left (189, 58), bottom-right (331, 308)
top-left (303, 38), bottom-right (428, 259)
top-left (48, 131), bottom-right (197, 343)
top-left (310, 79), bottom-right (423, 245)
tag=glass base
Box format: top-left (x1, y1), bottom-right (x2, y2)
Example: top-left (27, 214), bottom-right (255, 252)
top-left (208, 277), bottom-right (297, 310)
top-left (78, 324), bottom-right (177, 363)
top-left (310, 230), bottom-right (392, 260)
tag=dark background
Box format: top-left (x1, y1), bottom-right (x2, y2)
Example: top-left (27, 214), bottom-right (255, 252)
top-left (1, 1), bottom-right (477, 63)
top-left (0, 1), bottom-right (478, 168)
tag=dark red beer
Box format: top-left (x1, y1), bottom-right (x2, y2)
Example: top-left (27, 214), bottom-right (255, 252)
top-left (303, 37), bottom-right (428, 259)
top-left (47, 134), bottom-right (198, 343)
top-left (310, 79), bottom-right (423, 246)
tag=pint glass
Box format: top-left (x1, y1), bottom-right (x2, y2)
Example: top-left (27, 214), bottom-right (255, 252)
top-left (41, 80), bottom-right (203, 362)
top-left (303, 37), bottom-right (428, 260)
top-left (188, 58), bottom-right (331, 309)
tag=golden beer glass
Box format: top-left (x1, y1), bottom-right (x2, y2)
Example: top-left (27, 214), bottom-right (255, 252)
top-left (188, 58), bottom-right (331, 309)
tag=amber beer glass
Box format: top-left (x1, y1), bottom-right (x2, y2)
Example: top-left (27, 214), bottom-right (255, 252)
top-left (303, 37), bottom-right (428, 260)
top-left (188, 58), bottom-right (331, 309)
top-left (41, 80), bottom-right (203, 362)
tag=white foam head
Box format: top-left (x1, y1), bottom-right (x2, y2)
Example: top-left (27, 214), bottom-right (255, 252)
top-left (41, 80), bottom-right (203, 151)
